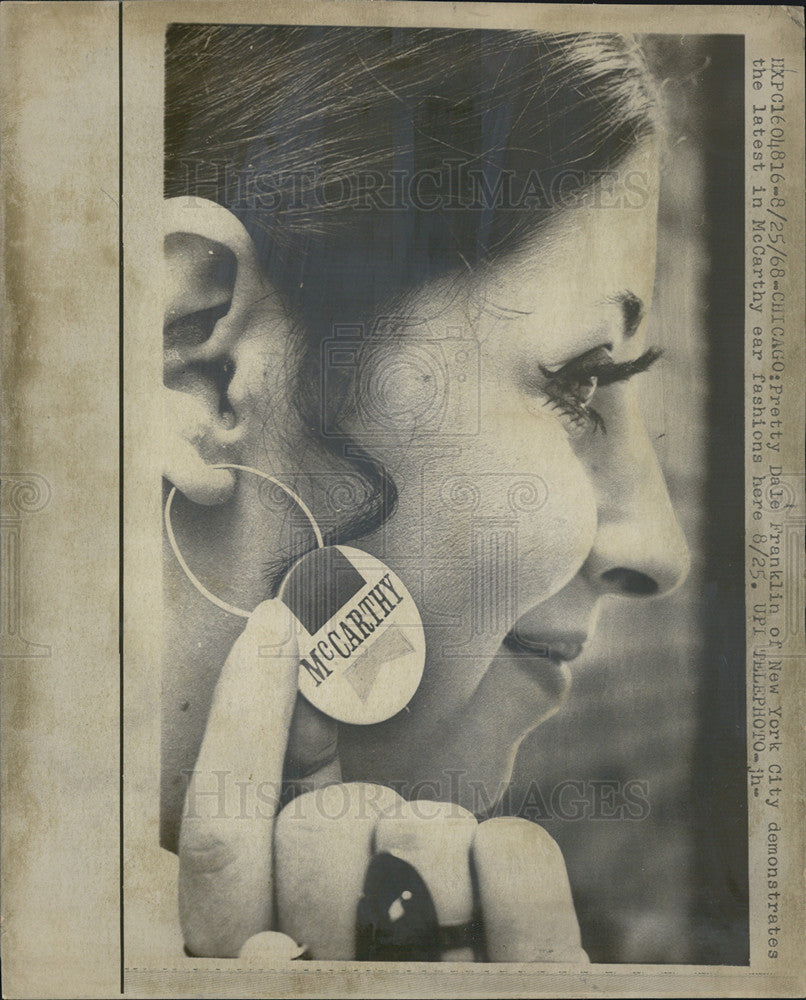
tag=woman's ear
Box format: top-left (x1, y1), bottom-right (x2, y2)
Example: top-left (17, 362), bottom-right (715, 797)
top-left (162, 198), bottom-right (288, 505)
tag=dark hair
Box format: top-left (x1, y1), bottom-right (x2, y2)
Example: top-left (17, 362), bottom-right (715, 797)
top-left (165, 25), bottom-right (658, 563)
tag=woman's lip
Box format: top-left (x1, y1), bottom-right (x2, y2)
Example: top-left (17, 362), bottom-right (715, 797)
top-left (502, 631), bottom-right (586, 663)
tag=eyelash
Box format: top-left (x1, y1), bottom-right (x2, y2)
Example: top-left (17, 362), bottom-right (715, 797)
top-left (537, 346), bottom-right (663, 436)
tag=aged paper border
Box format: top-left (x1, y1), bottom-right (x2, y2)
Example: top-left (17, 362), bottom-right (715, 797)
top-left (1, 3), bottom-right (120, 997)
top-left (2, 2), bottom-right (804, 998)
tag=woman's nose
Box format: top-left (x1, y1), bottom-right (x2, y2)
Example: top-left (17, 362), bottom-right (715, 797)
top-left (582, 394), bottom-right (690, 599)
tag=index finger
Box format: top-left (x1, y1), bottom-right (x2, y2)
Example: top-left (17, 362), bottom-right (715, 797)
top-left (178, 599), bottom-right (299, 958)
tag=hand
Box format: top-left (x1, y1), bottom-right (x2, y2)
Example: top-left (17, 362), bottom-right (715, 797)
top-left (177, 599), bottom-right (588, 962)
top-left (275, 789), bottom-right (589, 962)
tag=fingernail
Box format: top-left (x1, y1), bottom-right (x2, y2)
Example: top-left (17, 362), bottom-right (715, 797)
top-left (243, 600), bottom-right (297, 659)
top-left (238, 931), bottom-right (307, 963)
top-left (356, 853), bottom-right (439, 961)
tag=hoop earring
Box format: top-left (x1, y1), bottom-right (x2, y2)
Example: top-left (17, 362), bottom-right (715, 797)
top-left (164, 463), bottom-right (323, 618)
top-left (164, 464), bottom-right (425, 725)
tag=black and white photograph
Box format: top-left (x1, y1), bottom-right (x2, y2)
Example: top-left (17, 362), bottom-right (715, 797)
top-left (0, 3), bottom-right (803, 998)
top-left (160, 21), bottom-right (746, 967)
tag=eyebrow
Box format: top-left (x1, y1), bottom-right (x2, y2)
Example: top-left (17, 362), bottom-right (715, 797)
top-left (489, 287), bottom-right (647, 337)
top-left (607, 290), bottom-right (645, 338)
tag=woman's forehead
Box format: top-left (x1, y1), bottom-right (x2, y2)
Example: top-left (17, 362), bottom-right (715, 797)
top-left (396, 144), bottom-right (660, 340)
top-left (479, 147), bottom-right (660, 323)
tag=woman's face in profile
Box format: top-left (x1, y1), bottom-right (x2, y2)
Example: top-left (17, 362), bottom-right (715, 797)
top-left (162, 144), bottom-right (690, 806)
top-left (335, 144), bottom-right (690, 790)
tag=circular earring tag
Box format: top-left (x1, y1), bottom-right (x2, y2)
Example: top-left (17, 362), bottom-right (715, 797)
top-left (164, 466), bottom-right (424, 724)
top-left (277, 545), bottom-right (426, 725)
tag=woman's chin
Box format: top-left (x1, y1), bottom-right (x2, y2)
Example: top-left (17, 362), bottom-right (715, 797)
top-left (501, 634), bottom-right (575, 707)
top-left (339, 628), bottom-right (576, 815)
top-left (393, 651), bottom-right (573, 814)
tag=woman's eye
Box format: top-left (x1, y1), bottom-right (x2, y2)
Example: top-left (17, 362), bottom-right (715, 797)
top-left (538, 371), bottom-right (605, 437)
top-left (532, 349), bottom-right (609, 436)
top-left (570, 374), bottom-right (598, 406)
top-left (527, 344), bottom-right (662, 439)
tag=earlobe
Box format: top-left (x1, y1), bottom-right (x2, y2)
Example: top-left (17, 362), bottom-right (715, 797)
top-left (162, 198), bottom-right (280, 506)
top-left (162, 388), bottom-right (238, 506)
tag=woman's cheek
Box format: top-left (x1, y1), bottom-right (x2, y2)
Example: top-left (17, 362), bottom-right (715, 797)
top-left (430, 397), bottom-right (598, 619)
top-left (514, 452), bottom-right (597, 614)
top-left (355, 394), bottom-right (598, 628)
top-left (487, 405), bottom-right (598, 614)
